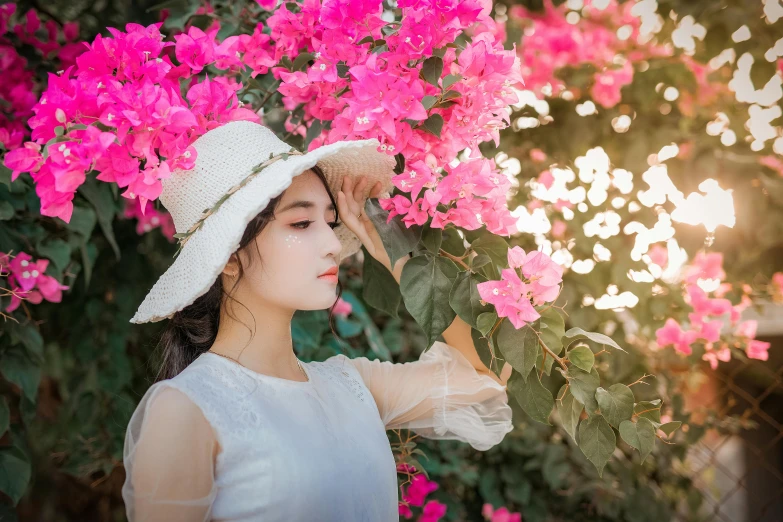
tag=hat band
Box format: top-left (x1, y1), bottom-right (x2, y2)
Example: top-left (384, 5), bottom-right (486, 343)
top-left (171, 147), bottom-right (304, 258)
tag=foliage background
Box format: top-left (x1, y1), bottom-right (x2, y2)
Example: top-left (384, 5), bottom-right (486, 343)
top-left (1, 0), bottom-right (782, 521)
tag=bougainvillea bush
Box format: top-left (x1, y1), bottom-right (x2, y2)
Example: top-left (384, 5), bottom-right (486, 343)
top-left (1, 0), bottom-right (782, 520)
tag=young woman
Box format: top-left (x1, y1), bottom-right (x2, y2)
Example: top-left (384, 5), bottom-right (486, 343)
top-left (122, 120), bottom-right (513, 521)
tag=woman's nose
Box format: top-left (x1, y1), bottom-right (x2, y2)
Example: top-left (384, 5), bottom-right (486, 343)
top-left (324, 222), bottom-right (343, 260)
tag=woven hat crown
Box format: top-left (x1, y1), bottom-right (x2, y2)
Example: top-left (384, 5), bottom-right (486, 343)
top-left (160, 122), bottom-right (294, 235)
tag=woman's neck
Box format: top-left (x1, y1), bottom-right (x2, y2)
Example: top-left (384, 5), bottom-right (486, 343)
top-left (210, 302), bottom-right (303, 381)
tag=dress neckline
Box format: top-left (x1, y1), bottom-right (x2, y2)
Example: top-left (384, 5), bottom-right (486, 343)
top-left (202, 352), bottom-right (314, 387)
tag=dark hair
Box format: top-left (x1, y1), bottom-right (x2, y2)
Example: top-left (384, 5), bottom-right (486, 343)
top-left (154, 164), bottom-right (344, 381)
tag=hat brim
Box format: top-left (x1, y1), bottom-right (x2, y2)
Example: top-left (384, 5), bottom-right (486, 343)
top-left (130, 138), bottom-right (395, 324)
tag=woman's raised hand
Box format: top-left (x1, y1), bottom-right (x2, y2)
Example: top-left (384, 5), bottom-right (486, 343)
top-left (336, 174), bottom-right (393, 273)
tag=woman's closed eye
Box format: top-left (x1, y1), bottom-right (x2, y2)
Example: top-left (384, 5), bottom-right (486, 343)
top-left (292, 220), bottom-right (340, 230)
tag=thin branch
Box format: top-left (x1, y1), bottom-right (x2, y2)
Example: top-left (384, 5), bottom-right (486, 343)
top-left (628, 373), bottom-right (654, 387)
top-left (535, 332), bottom-right (568, 371)
top-left (438, 248), bottom-right (470, 270)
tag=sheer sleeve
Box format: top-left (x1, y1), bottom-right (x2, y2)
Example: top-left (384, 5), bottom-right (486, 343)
top-left (345, 340), bottom-right (513, 451)
top-left (122, 382), bottom-right (219, 522)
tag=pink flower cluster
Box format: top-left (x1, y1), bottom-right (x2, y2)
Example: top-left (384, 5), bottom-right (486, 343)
top-left (269, 0), bottom-right (523, 233)
top-left (655, 252), bottom-right (769, 369)
top-left (123, 198), bottom-right (176, 241)
top-left (7, 0), bottom-right (524, 237)
top-left (397, 465), bottom-right (446, 522)
top-left (476, 246), bottom-right (564, 329)
top-left (0, 252), bottom-right (69, 313)
top-left (482, 503), bottom-right (522, 522)
top-left (509, 0), bottom-right (671, 108)
top-left (4, 22), bottom-right (257, 222)
top-left (508, 0), bottom-right (733, 112)
top-left (0, 4), bottom-right (83, 152)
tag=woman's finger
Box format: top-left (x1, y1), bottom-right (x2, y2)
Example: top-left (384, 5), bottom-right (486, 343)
top-left (353, 175), bottom-right (367, 203)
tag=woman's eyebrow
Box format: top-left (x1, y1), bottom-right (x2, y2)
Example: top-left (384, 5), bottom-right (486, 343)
top-left (278, 200), bottom-right (336, 213)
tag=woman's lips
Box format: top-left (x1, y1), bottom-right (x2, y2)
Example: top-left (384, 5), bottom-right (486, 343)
top-left (318, 274), bottom-right (338, 284)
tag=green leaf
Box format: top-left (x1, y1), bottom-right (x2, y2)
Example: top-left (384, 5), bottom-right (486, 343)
top-left (449, 271), bottom-right (491, 328)
top-left (77, 179), bottom-right (121, 260)
top-left (155, 0), bottom-right (201, 29)
top-left (564, 327), bottom-right (627, 353)
top-left (35, 238), bottom-right (71, 273)
top-left (0, 164), bottom-right (11, 188)
top-left (10, 322), bottom-right (44, 363)
top-left (497, 320), bottom-right (540, 382)
top-left (420, 114), bottom-right (444, 139)
top-left (659, 421), bottom-right (682, 437)
top-left (292, 52), bottom-right (316, 71)
top-left (596, 384), bottom-right (635, 428)
top-left (470, 327), bottom-right (496, 373)
top-left (539, 307), bottom-right (565, 355)
top-left (362, 247), bottom-right (401, 318)
top-left (400, 255), bottom-right (459, 345)
top-left (634, 400), bottom-right (662, 424)
top-left (471, 235), bottom-right (509, 280)
top-left (619, 418), bottom-right (656, 462)
top-left (364, 199), bottom-right (421, 267)
top-left (64, 205), bottom-right (97, 238)
top-left (508, 369), bottom-right (554, 425)
top-left (422, 95), bottom-right (438, 110)
top-left (0, 352), bottom-right (41, 403)
top-left (0, 201), bottom-right (13, 220)
top-left (0, 447), bottom-right (30, 505)
top-left (567, 367), bottom-right (600, 416)
top-left (568, 345), bottom-right (595, 372)
top-left (443, 74), bottom-right (462, 89)
top-left (0, 398), bottom-right (8, 436)
top-left (476, 312), bottom-right (497, 336)
top-left (470, 253), bottom-right (491, 269)
top-left (557, 385), bottom-right (583, 442)
top-left (421, 227), bottom-right (442, 254)
top-left (304, 119), bottom-right (323, 150)
top-left (578, 415), bottom-right (615, 477)
top-left (421, 56), bottom-right (444, 86)
top-left (339, 292), bottom-right (392, 361)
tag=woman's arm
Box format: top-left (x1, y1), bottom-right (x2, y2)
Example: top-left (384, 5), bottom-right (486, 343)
top-left (123, 386), bottom-right (218, 522)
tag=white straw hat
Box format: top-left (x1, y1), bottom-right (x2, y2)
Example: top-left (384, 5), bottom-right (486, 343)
top-left (130, 120), bottom-right (396, 324)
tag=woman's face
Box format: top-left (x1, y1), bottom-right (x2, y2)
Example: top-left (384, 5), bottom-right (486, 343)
top-left (225, 170), bottom-right (344, 312)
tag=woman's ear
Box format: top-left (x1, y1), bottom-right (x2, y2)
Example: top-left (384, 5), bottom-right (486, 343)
top-left (222, 253), bottom-right (239, 278)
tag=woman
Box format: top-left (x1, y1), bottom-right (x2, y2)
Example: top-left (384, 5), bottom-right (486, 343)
top-left (122, 120), bottom-right (513, 521)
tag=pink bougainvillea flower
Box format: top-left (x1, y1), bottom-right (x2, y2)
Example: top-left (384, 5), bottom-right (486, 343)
top-left (419, 500), bottom-right (447, 522)
top-left (4, 142), bottom-right (42, 181)
top-left (482, 503), bottom-right (523, 522)
top-left (685, 252), bottom-right (726, 284)
top-left (647, 244), bottom-right (668, 268)
top-left (174, 26), bottom-right (216, 74)
top-left (591, 60), bottom-right (634, 108)
top-left (703, 344), bottom-right (731, 370)
top-left (747, 339), bottom-right (771, 361)
top-left (3, 251), bottom-right (69, 313)
top-left (401, 473), bottom-right (438, 507)
top-left (656, 318), bottom-right (698, 355)
top-left (330, 296), bottom-right (353, 317)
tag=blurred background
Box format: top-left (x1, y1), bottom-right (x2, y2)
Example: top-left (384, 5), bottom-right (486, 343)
top-left (1, 0), bottom-right (783, 520)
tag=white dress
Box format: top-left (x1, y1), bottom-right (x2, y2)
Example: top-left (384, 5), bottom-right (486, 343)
top-left (122, 341), bottom-right (513, 521)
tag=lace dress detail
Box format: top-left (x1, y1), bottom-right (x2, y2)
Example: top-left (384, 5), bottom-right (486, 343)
top-left (122, 342), bottom-right (512, 521)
